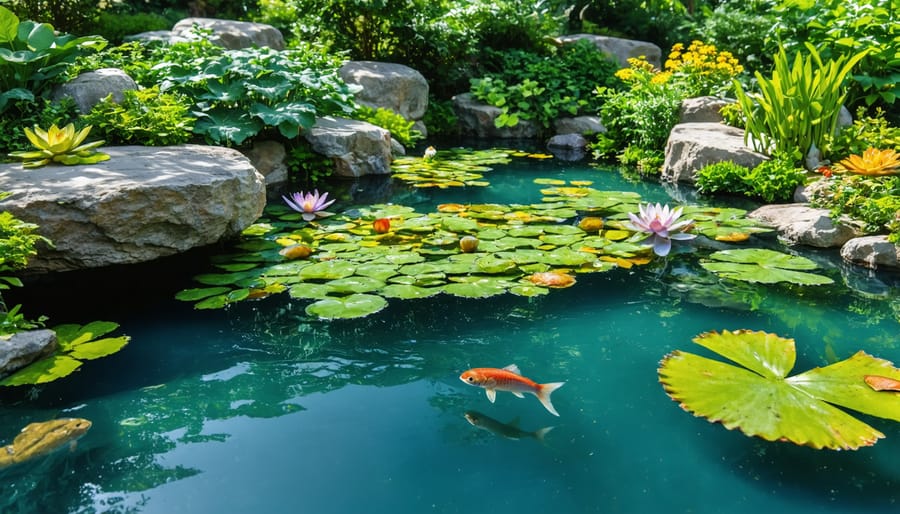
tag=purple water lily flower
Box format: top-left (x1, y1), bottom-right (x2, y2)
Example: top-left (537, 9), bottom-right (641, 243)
top-left (283, 190), bottom-right (336, 221)
top-left (627, 202), bottom-right (696, 257)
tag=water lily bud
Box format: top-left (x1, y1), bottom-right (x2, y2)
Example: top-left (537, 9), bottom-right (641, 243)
top-left (279, 244), bottom-right (312, 260)
top-left (459, 235), bottom-right (479, 253)
top-left (373, 218), bottom-right (391, 234)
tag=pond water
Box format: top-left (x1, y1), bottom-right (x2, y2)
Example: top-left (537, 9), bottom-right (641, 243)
top-left (3, 147), bottom-right (900, 513)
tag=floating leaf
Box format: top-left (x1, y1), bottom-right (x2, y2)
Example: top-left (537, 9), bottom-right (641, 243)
top-left (305, 294), bottom-right (388, 319)
top-left (175, 287), bottom-right (231, 302)
top-left (528, 271), bottom-right (576, 288)
top-left (0, 355), bottom-right (82, 386)
top-left (659, 330), bottom-right (900, 450)
top-left (68, 336), bottom-right (130, 360)
top-left (700, 249), bottom-right (834, 285)
top-left (325, 276), bottom-right (386, 294)
top-left (380, 284), bottom-right (442, 299)
top-left (289, 283), bottom-right (336, 300)
top-left (299, 260), bottom-right (356, 280)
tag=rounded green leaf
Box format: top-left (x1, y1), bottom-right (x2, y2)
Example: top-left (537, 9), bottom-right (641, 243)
top-left (380, 284), bottom-right (442, 299)
top-left (325, 276), bottom-right (386, 294)
top-left (289, 283), bottom-right (336, 300)
top-left (304, 294), bottom-right (388, 319)
top-left (299, 260), bottom-right (356, 280)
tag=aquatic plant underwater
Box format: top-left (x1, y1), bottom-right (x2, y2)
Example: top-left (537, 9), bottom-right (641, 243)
top-left (173, 147), bottom-right (900, 451)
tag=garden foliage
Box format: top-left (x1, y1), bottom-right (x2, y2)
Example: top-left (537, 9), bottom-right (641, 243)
top-left (696, 158), bottom-right (807, 203)
top-left (733, 44), bottom-right (868, 162)
top-left (0, 200), bottom-right (49, 337)
top-left (81, 87), bottom-right (195, 146)
top-left (469, 41), bottom-right (620, 135)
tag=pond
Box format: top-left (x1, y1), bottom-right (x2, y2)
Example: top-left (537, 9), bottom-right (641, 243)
top-left (2, 145), bottom-right (900, 513)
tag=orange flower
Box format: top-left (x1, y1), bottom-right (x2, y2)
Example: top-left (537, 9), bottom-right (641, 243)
top-left (373, 218), bottom-right (391, 234)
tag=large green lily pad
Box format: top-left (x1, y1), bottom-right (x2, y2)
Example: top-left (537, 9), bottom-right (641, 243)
top-left (659, 330), bottom-right (900, 450)
top-left (304, 294), bottom-right (388, 319)
top-left (700, 248), bottom-right (834, 285)
top-left (1, 322), bottom-right (130, 386)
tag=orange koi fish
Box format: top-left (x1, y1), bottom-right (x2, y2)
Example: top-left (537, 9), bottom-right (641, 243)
top-left (459, 364), bottom-right (565, 416)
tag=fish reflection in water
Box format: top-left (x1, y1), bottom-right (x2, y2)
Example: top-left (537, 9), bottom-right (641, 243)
top-left (464, 411), bottom-right (554, 442)
top-left (0, 418), bottom-right (92, 468)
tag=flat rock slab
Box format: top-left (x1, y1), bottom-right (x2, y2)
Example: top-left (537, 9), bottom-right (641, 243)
top-left (748, 204), bottom-right (864, 248)
top-left (662, 122), bottom-right (768, 184)
top-left (0, 145), bottom-right (266, 273)
top-left (841, 235), bottom-right (900, 270)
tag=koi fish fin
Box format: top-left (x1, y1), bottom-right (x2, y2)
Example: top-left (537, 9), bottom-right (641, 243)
top-left (486, 388), bottom-right (496, 403)
top-left (534, 426), bottom-right (555, 443)
top-left (503, 364), bottom-right (521, 375)
top-left (536, 382), bottom-right (565, 417)
top-left (512, 391), bottom-right (525, 398)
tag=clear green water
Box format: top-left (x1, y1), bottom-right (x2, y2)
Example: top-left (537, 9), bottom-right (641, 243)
top-left (3, 152), bottom-right (900, 513)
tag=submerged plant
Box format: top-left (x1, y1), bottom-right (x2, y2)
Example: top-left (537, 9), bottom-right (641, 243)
top-left (627, 203), bottom-right (696, 257)
top-left (7, 123), bottom-right (109, 168)
top-left (836, 147), bottom-right (900, 176)
top-left (282, 190), bottom-right (336, 221)
top-left (659, 329), bottom-right (900, 450)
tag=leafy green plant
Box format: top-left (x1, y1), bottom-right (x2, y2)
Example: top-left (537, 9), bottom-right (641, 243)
top-left (0, 6), bottom-right (106, 116)
top-left (733, 43), bottom-right (869, 161)
top-left (8, 123), bottom-right (109, 168)
top-left (81, 86), bottom-right (195, 146)
top-left (770, 0), bottom-right (899, 120)
top-left (91, 11), bottom-right (172, 45)
top-left (354, 106), bottom-right (423, 147)
top-left (809, 174), bottom-right (900, 239)
top-left (3, 0), bottom-right (100, 36)
top-left (151, 44), bottom-right (359, 146)
top-left (827, 107), bottom-right (900, 158)
top-left (659, 329), bottom-right (900, 450)
top-left (285, 141), bottom-right (334, 188)
top-left (0, 321), bottom-right (130, 386)
top-left (696, 157), bottom-right (807, 202)
top-left (470, 41), bottom-right (621, 134)
top-left (421, 97), bottom-right (458, 137)
top-left (0, 202), bottom-right (51, 338)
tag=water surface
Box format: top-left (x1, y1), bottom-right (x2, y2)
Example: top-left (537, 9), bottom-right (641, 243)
top-left (2, 150), bottom-right (900, 513)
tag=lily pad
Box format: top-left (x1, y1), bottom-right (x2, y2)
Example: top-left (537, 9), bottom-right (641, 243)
top-left (305, 293), bottom-right (388, 319)
top-left (380, 284), bottom-right (443, 299)
top-left (700, 249), bottom-right (834, 285)
top-left (299, 260), bottom-right (356, 280)
top-left (659, 330), bottom-right (900, 450)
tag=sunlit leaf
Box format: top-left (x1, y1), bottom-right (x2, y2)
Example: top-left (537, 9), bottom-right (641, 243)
top-left (68, 336), bottom-right (130, 360)
top-left (380, 284), bottom-right (442, 299)
top-left (299, 260), bottom-right (356, 280)
top-left (0, 355), bottom-right (82, 386)
top-left (175, 287), bottom-right (231, 302)
top-left (659, 330), bottom-right (900, 450)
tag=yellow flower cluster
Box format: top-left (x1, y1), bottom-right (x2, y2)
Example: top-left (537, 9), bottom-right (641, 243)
top-left (665, 40), bottom-right (743, 78)
top-left (614, 56), bottom-right (658, 84)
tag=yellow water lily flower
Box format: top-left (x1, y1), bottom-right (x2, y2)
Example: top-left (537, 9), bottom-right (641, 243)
top-left (837, 147), bottom-right (900, 176)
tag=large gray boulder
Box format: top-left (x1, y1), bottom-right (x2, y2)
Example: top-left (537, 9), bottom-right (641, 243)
top-left (339, 61), bottom-right (429, 124)
top-left (52, 68), bottom-right (137, 114)
top-left (0, 145), bottom-right (266, 273)
top-left (662, 122), bottom-right (768, 183)
top-left (303, 116), bottom-right (393, 178)
top-left (841, 236), bottom-right (900, 270)
top-left (452, 93), bottom-right (539, 139)
top-left (748, 204), bottom-right (865, 248)
top-left (0, 329), bottom-right (57, 380)
top-left (170, 18), bottom-right (284, 49)
top-left (554, 116), bottom-right (606, 135)
top-left (555, 34), bottom-right (662, 68)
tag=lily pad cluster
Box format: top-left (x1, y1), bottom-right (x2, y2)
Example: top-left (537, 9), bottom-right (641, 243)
top-left (700, 248), bottom-right (834, 285)
top-left (0, 321), bottom-right (130, 386)
top-left (659, 330), bottom-right (900, 450)
top-left (176, 181), bottom-right (772, 319)
top-left (391, 148), bottom-right (551, 188)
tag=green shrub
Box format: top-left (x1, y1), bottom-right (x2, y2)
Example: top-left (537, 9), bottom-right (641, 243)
top-left (469, 41), bottom-right (620, 135)
top-left (0, 6), bottom-right (106, 116)
top-left (810, 175), bottom-right (900, 240)
top-left (3, 0), bottom-right (99, 35)
top-left (146, 42), bottom-right (359, 146)
top-left (827, 107), bottom-right (900, 161)
top-left (770, 0), bottom-right (899, 121)
top-left (421, 97), bottom-right (458, 137)
top-left (81, 86), bottom-right (195, 146)
top-left (697, 0), bottom-right (779, 73)
top-left (733, 44), bottom-right (868, 162)
top-left (285, 141), bottom-right (334, 188)
top-left (696, 157), bottom-right (807, 203)
top-left (354, 106), bottom-right (423, 148)
top-left (0, 202), bottom-right (50, 336)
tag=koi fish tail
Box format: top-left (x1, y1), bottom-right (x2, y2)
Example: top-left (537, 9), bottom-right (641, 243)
top-left (536, 382), bottom-right (565, 417)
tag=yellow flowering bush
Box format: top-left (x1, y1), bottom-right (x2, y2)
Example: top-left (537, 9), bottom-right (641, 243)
top-left (664, 40), bottom-right (744, 97)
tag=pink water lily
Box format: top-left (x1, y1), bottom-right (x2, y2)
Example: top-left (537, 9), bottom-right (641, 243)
top-left (627, 202), bottom-right (696, 257)
top-left (283, 190), bottom-right (336, 221)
